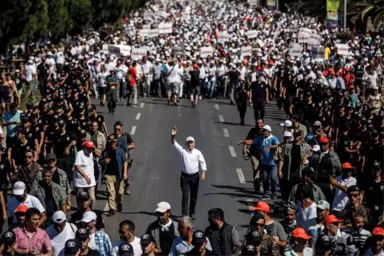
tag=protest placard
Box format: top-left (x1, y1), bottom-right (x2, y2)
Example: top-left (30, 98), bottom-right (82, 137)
top-left (289, 43), bottom-right (303, 57)
top-left (131, 47), bottom-right (148, 60)
top-left (172, 45), bottom-right (185, 56)
top-left (148, 29), bottom-right (159, 38)
top-left (241, 46), bottom-right (252, 57)
top-left (218, 32), bottom-right (230, 42)
top-left (139, 29), bottom-right (149, 38)
top-left (298, 32), bottom-right (310, 44)
top-left (158, 22), bottom-right (173, 34)
top-left (246, 30), bottom-right (258, 39)
top-left (336, 44), bottom-right (349, 55)
top-left (200, 47), bottom-right (214, 58)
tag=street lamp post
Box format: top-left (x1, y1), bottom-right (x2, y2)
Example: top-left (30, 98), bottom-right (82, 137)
top-left (343, 0), bottom-right (347, 30)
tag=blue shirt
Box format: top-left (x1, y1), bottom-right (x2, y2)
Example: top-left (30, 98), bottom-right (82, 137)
top-left (253, 135), bottom-right (280, 166)
top-left (3, 110), bottom-right (22, 137)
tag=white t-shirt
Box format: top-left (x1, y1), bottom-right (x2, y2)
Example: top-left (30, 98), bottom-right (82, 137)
top-left (47, 223), bottom-right (77, 256)
top-left (72, 150), bottom-right (95, 188)
top-left (24, 64), bottom-right (36, 82)
top-left (332, 176), bottom-right (357, 211)
top-left (97, 72), bottom-right (108, 87)
top-left (88, 233), bottom-right (97, 250)
top-left (112, 237), bottom-right (142, 256)
top-left (7, 194), bottom-right (45, 221)
top-left (296, 201), bottom-right (317, 232)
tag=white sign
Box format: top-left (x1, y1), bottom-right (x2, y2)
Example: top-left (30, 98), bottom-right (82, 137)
top-left (299, 28), bottom-right (312, 35)
top-left (336, 44), bottom-right (349, 55)
top-left (247, 0), bottom-right (258, 5)
top-left (289, 43), bottom-right (303, 57)
top-left (139, 29), bottom-right (149, 38)
top-left (246, 30), bottom-right (258, 39)
top-left (148, 29), bottom-right (159, 38)
top-left (200, 47), bottom-right (214, 58)
top-left (218, 32), bottom-right (231, 42)
top-left (131, 47), bottom-right (147, 60)
top-left (311, 33), bottom-right (322, 41)
top-left (307, 38), bottom-right (321, 47)
top-left (118, 45), bottom-right (131, 56)
top-left (298, 32), bottom-right (310, 44)
top-left (241, 46), bottom-right (252, 57)
top-left (158, 22), bottom-right (173, 34)
top-left (142, 24), bottom-right (151, 30)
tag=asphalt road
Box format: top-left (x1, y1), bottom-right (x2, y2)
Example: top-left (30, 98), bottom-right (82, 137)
top-left (86, 98), bottom-right (287, 242)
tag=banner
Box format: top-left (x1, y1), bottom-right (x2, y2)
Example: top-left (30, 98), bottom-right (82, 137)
top-left (218, 32), bottom-right (231, 42)
top-left (326, 0), bottom-right (340, 21)
top-left (247, 0), bottom-right (258, 5)
top-left (139, 29), bottom-right (149, 38)
top-left (172, 46), bottom-right (185, 56)
top-left (298, 32), bottom-right (310, 44)
top-left (158, 22), bottom-right (173, 34)
top-left (307, 38), bottom-right (321, 47)
top-left (241, 46), bottom-right (252, 57)
top-left (148, 29), bottom-right (159, 38)
top-left (107, 45), bottom-right (132, 56)
top-left (131, 47), bottom-right (147, 60)
top-left (336, 44), bottom-right (349, 55)
top-left (200, 47), bottom-right (214, 58)
top-left (246, 30), bottom-right (258, 39)
top-left (289, 43), bottom-right (303, 57)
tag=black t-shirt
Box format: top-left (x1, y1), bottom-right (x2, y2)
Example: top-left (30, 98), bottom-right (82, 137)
top-left (246, 128), bottom-right (262, 156)
top-left (66, 118), bottom-right (80, 132)
top-left (292, 98), bottom-right (305, 115)
top-left (290, 144), bottom-right (301, 178)
top-left (189, 70), bottom-right (200, 86)
top-left (52, 170), bottom-right (61, 185)
top-left (337, 133), bottom-right (350, 162)
top-left (0, 153), bottom-right (11, 185)
top-left (303, 103), bottom-right (315, 122)
top-left (81, 248), bottom-right (99, 255)
top-left (32, 124), bottom-right (44, 142)
top-left (53, 131), bottom-right (76, 158)
top-left (37, 64), bottom-right (49, 79)
top-left (251, 81), bottom-right (267, 99)
top-left (13, 140), bottom-right (36, 166)
top-left (228, 70), bottom-right (240, 86)
top-left (366, 179), bottom-right (384, 206)
top-left (70, 210), bottom-right (105, 230)
top-left (159, 223), bottom-right (175, 255)
top-left (105, 148), bottom-right (119, 176)
top-left (78, 117), bottom-right (89, 132)
top-left (44, 185), bottom-right (57, 217)
top-left (236, 87), bottom-right (248, 107)
top-left (284, 80), bottom-right (297, 96)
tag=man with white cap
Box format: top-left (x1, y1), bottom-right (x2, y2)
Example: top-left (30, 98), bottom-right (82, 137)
top-left (145, 202), bottom-right (179, 255)
top-left (238, 125), bottom-right (280, 199)
top-left (171, 126), bottom-right (207, 217)
top-left (82, 211), bottom-right (112, 255)
top-left (46, 210), bottom-right (77, 256)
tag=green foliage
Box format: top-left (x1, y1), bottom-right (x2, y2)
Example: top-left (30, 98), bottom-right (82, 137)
top-left (0, 0), bottom-right (147, 54)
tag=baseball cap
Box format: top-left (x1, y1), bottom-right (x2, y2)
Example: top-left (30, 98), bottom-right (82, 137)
top-left (140, 233), bottom-right (154, 250)
top-left (46, 153), bottom-right (57, 161)
top-left (81, 211), bottom-right (97, 223)
top-left (325, 214), bottom-right (342, 225)
top-left (76, 228), bottom-right (89, 240)
top-left (319, 136), bottom-right (329, 144)
top-left (119, 243), bottom-right (134, 256)
top-left (262, 125), bottom-right (272, 132)
top-left (52, 210), bottom-right (66, 224)
top-left (283, 131), bottom-right (292, 138)
top-left (185, 136), bottom-right (195, 142)
top-left (65, 239), bottom-right (80, 255)
top-left (316, 234), bottom-right (333, 250)
top-left (155, 202), bottom-right (171, 213)
top-left (291, 227), bottom-right (312, 240)
top-left (247, 230), bottom-right (262, 245)
top-left (0, 231), bottom-right (15, 245)
top-left (347, 185), bottom-right (362, 193)
top-left (342, 162), bottom-right (353, 169)
top-left (280, 120), bottom-right (293, 127)
top-left (372, 227), bottom-right (384, 236)
top-left (317, 200), bottom-right (330, 210)
top-left (15, 204), bottom-right (28, 213)
top-left (250, 201), bottom-right (270, 213)
top-left (192, 230), bottom-right (206, 248)
top-left (13, 181), bottom-right (26, 196)
top-left (312, 145), bottom-right (321, 152)
top-left (313, 121), bottom-right (322, 127)
top-left (78, 192), bottom-right (90, 201)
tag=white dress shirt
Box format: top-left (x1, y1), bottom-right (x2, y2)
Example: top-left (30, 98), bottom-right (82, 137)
top-left (174, 141), bottom-right (207, 174)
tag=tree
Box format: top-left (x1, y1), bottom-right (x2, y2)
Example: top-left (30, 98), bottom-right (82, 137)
top-left (67, 0), bottom-right (92, 34)
top-left (47, 0), bottom-right (71, 39)
top-left (91, 0), bottom-right (133, 28)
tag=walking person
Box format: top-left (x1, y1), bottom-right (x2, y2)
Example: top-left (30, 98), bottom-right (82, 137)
top-left (250, 73), bottom-right (269, 124)
top-left (106, 70), bottom-right (118, 114)
top-left (235, 82), bottom-right (248, 125)
top-left (99, 135), bottom-right (128, 217)
top-left (171, 126), bottom-right (207, 218)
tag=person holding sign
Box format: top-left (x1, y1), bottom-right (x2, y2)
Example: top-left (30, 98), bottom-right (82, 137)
top-left (106, 70), bottom-right (118, 114)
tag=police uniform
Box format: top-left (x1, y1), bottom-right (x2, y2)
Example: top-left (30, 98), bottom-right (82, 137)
top-left (236, 85), bottom-right (248, 125)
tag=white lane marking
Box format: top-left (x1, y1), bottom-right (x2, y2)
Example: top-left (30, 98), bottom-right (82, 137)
top-left (246, 199), bottom-right (254, 212)
top-left (228, 146), bottom-right (237, 157)
top-left (135, 113), bottom-right (141, 120)
top-left (140, 102), bottom-right (145, 108)
top-left (218, 115), bottom-right (224, 122)
top-left (223, 128), bottom-right (229, 137)
top-left (130, 126), bottom-right (137, 135)
top-left (214, 104), bottom-right (220, 110)
top-left (103, 201), bottom-right (109, 212)
top-left (236, 168), bottom-right (246, 184)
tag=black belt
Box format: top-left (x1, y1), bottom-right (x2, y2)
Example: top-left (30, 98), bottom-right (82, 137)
top-left (181, 172), bottom-right (199, 177)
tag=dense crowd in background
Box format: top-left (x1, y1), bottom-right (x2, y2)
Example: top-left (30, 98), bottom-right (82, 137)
top-left (0, 0), bottom-right (382, 255)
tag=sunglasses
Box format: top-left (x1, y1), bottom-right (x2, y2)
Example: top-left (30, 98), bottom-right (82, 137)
top-left (254, 223), bottom-right (264, 227)
top-left (25, 156), bottom-right (33, 159)
top-left (349, 193), bottom-right (360, 198)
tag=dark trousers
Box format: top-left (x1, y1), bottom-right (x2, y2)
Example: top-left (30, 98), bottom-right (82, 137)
top-left (180, 172), bottom-right (199, 216)
top-left (107, 88), bottom-right (117, 112)
top-left (57, 155), bottom-right (73, 182)
top-left (238, 105), bottom-right (247, 125)
top-left (253, 98), bottom-right (265, 123)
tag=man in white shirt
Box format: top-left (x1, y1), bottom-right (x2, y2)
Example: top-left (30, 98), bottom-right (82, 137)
top-left (330, 162), bottom-right (357, 218)
top-left (141, 56), bottom-right (153, 98)
top-left (112, 220), bottom-right (142, 256)
top-left (7, 181), bottom-right (46, 227)
top-left (23, 59), bottom-right (37, 105)
top-left (73, 140), bottom-right (96, 209)
top-left (171, 127), bottom-right (207, 218)
top-left (46, 210), bottom-right (77, 256)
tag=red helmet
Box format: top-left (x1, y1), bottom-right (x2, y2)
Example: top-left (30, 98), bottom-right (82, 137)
top-left (83, 140), bottom-right (95, 149)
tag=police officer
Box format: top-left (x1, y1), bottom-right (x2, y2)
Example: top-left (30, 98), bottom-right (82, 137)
top-left (106, 70), bottom-right (118, 114)
top-left (250, 73), bottom-right (269, 125)
top-left (235, 82), bottom-right (249, 125)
